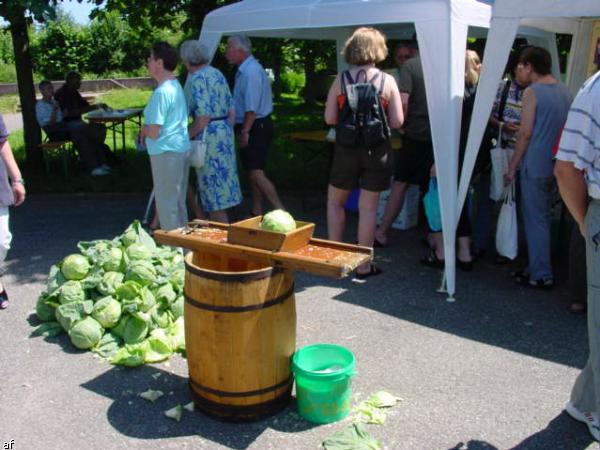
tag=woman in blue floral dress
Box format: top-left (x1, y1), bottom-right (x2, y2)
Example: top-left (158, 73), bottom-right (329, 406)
top-left (181, 40), bottom-right (242, 223)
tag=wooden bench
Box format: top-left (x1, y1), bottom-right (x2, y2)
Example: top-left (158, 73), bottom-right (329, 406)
top-left (39, 139), bottom-right (73, 177)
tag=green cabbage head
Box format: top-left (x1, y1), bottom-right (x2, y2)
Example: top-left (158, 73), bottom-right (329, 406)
top-left (126, 243), bottom-right (152, 260)
top-left (59, 280), bottom-right (86, 304)
top-left (55, 300), bottom-right (93, 331)
top-left (36, 294), bottom-right (56, 322)
top-left (98, 271), bottom-right (124, 296)
top-left (260, 209), bottom-right (296, 233)
top-left (125, 261), bottom-right (157, 285)
top-left (92, 296), bottom-right (122, 328)
top-left (61, 254), bottom-right (91, 280)
top-left (102, 247), bottom-right (124, 272)
top-left (123, 314), bottom-right (149, 344)
top-left (69, 316), bottom-right (104, 349)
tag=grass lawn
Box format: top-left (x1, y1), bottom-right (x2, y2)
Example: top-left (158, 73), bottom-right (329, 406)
top-left (5, 89), bottom-right (329, 194)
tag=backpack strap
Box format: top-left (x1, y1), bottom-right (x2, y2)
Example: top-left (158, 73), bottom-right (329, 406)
top-left (340, 70), bottom-right (354, 96)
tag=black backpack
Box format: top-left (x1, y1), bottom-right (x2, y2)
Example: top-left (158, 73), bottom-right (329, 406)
top-left (335, 69), bottom-right (391, 148)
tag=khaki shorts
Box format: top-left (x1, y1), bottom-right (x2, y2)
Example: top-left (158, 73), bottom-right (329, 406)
top-left (328, 140), bottom-right (394, 192)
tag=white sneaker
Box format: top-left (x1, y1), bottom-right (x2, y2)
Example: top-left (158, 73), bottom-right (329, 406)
top-left (565, 401), bottom-right (600, 441)
top-left (91, 167), bottom-right (110, 176)
top-left (100, 164), bottom-right (111, 171)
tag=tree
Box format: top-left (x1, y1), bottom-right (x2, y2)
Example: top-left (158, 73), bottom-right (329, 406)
top-left (0, 0), bottom-right (97, 168)
top-left (34, 13), bottom-right (90, 79)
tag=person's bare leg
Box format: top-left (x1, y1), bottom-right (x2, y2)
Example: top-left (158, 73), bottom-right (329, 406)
top-left (327, 185), bottom-right (351, 242)
top-left (250, 179), bottom-right (262, 215)
top-left (249, 170), bottom-right (284, 211)
top-left (187, 185), bottom-right (205, 219)
top-left (356, 189), bottom-right (380, 273)
top-left (429, 232), bottom-right (444, 259)
top-left (150, 211), bottom-right (159, 230)
top-left (209, 209), bottom-right (228, 223)
top-left (457, 236), bottom-right (472, 262)
top-left (374, 181), bottom-right (408, 245)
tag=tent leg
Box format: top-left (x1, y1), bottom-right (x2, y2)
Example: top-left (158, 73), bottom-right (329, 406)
top-left (436, 272), bottom-right (456, 302)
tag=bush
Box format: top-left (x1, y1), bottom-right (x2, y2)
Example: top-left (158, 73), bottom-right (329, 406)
top-left (0, 64), bottom-right (17, 83)
top-left (280, 71), bottom-right (305, 95)
top-left (32, 16), bottom-right (91, 79)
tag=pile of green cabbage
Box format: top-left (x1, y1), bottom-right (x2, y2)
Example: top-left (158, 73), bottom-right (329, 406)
top-left (34, 221), bottom-right (186, 367)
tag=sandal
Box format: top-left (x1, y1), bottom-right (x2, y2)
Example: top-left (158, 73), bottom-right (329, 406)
top-left (515, 275), bottom-right (554, 289)
top-left (456, 258), bottom-right (473, 272)
top-left (420, 249), bottom-right (445, 269)
top-left (495, 255), bottom-right (512, 265)
top-left (569, 302), bottom-right (587, 315)
top-left (354, 264), bottom-right (383, 280)
top-left (511, 270), bottom-right (529, 284)
top-left (373, 237), bottom-right (387, 248)
top-left (0, 289), bottom-right (8, 310)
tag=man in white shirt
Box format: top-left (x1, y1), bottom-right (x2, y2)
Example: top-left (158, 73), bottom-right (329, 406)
top-left (555, 71), bottom-right (600, 442)
top-left (36, 80), bottom-right (110, 176)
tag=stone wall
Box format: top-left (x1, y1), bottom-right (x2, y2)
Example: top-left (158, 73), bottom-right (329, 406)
top-left (0, 77), bottom-right (155, 96)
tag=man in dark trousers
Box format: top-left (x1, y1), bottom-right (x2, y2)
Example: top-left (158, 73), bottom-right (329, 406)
top-left (225, 34), bottom-right (284, 216)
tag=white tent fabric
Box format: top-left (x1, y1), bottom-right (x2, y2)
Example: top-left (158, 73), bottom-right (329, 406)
top-left (461, 2), bottom-right (598, 247)
top-left (196, 0), bottom-right (567, 299)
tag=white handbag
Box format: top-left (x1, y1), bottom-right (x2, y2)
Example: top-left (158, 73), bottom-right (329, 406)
top-left (188, 128), bottom-right (207, 169)
top-left (495, 183), bottom-right (518, 260)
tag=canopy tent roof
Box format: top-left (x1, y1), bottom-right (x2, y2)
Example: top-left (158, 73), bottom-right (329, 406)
top-left (197, 0), bottom-right (575, 299)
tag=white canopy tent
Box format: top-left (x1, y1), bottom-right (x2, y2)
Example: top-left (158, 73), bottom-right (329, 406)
top-left (197, 0), bottom-right (564, 300)
top-left (461, 1), bottom-right (599, 255)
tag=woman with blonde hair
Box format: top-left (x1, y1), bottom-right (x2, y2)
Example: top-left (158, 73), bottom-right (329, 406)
top-left (324, 27), bottom-right (403, 279)
top-left (422, 49), bottom-right (482, 270)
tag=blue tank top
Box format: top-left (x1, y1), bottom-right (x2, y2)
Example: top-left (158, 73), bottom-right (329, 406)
top-left (522, 82), bottom-right (572, 178)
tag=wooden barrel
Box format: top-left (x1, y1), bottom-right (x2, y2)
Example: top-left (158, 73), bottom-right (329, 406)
top-left (184, 251), bottom-right (296, 422)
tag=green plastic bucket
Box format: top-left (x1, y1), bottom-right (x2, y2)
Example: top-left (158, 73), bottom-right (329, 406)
top-left (291, 344), bottom-right (356, 424)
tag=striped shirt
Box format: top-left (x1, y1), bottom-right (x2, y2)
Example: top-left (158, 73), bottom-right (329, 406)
top-left (491, 79), bottom-right (525, 149)
top-left (556, 71), bottom-right (600, 200)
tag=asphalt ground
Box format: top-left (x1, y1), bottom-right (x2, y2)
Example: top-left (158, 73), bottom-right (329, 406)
top-left (0, 192), bottom-right (596, 450)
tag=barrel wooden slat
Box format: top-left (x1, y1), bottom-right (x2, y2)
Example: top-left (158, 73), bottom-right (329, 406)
top-left (184, 251), bottom-right (296, 421)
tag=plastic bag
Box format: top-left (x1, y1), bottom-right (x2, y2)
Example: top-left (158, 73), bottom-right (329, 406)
top-left (423, 178), bottom-right (442, 232)
top-left (188, 128), bottom-right (207, 169)
top-left (495, 183), bottom-right (518, 260)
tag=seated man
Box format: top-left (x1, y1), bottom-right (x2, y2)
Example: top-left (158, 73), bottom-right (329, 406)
top-left (37, 79), bottom-right (110, 176)
top-left (35, 80), bottom-right (70, 142)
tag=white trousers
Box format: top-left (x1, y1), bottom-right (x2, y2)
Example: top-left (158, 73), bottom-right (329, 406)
top-left (0, 206), bottom-right (12, 265)
top-left (149, 151), bottom-right (189, 231)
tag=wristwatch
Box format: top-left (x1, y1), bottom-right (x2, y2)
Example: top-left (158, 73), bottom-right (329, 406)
top-left (12, 178), bottom-right (25, 186)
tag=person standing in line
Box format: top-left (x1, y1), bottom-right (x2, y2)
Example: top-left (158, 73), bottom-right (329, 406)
top-left (225, 34), bottom-right (284, 216)
top-left (504, 47), bottom-right (572, 288)
top-left (324, 27), bottom-right (403, 279)
top-left (373, 41), bottom-right (431, 248)
top-left (180, 40), bottom-right (242, 223)
top-left (140, 42), bottom-right (190, 231)
top-left (554, 70), bottom-right (600, 442)
top-left (0, 114), bottom-right (26, 309)
top-left (391, 41), bottom-right (417, 86)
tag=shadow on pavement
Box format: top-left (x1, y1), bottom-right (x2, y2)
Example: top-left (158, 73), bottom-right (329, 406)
top-left (509, 412), bottom-right (594, 450)
top-left (81, 366), bottom-right (316, 448)
top-left (447, 440), bottom-right (499, 450)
